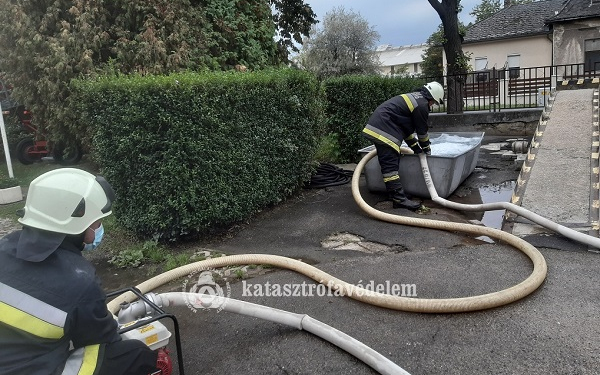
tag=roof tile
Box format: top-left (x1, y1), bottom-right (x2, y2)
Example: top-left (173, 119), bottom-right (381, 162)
top-left (464, 0), bottom-right (567, 43)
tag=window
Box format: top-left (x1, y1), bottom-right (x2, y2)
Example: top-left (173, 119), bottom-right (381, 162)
top-left (507, 54), bottom-right (520, 78)
top-left (474, 57), bottom-right (488, 71)
top-left (584, 38), bottom-right (600, 72)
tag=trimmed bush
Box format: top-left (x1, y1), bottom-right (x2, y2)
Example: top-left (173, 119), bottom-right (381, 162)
top-left (322, 75), bottom-right (425, 163)
top-left (74, 69), bottom-right (323, 240)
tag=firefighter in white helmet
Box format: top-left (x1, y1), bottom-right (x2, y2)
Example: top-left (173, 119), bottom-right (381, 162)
top-left (362, 81), bottom-right (444, 210)
top-left (0, 168), bottom-right (158, 375)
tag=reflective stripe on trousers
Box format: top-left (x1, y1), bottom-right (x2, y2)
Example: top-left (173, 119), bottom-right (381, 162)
top-left (383, 171), bottom-right (400, 183)
top-left (0, 281), bottom-right (67, 339)
top-left (374, 143), bottom-right (403, 191)
top-left (62, 345), bottom-right (101, 375)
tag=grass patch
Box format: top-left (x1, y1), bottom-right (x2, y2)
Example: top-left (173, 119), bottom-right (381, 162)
top-left (314, 133), bottom-right (342, 163)
top-left (165, 253), bottom-right (191, 271)
top-left (233, 268), bottom-right (246, 279)
top-left (108, 247), bottom-right (144, 268)
top-left (106, 232), bottom-right (194, 271)
top-left (0, 156), bottom-right (98, 185)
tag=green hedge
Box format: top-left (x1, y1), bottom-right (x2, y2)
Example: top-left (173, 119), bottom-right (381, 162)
top-left (322, 75), bottom-right (425, 163)
top-left (74, 69), bottom-right (323, 240)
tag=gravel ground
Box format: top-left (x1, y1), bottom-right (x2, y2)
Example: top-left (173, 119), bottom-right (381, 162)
top-left (0, 218), bottom-right (18, 237)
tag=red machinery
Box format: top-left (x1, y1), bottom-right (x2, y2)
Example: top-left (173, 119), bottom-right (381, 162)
top-left (0, 78), bottom-right (82, 165)
top-left (12, 106), bottom-right (83, 165)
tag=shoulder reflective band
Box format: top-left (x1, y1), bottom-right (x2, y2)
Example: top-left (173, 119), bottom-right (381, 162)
top-left (401, 94), bottom-right (418, 112)
top-left (0, 281), bottom-right (67, 339)
top-left (61, 345), bottom-right (101, 375)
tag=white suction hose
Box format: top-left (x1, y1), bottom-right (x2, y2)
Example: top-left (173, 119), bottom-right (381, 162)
top-left (151, 292), bottom-right (411, 375)
top-left (106, 147), bottom-right (555, 374)
top-left (108, 150), bottom-right (548, 315)
top-left (416, 152), bottom-right (600, 249)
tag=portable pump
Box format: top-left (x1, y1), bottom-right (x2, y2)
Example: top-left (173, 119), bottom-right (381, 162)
top-left (111, 289), bottom-right (183, 375)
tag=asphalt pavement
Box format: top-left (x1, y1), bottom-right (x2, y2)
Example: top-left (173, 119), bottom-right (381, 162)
top-left (100, 131), bottom-right (600, 374)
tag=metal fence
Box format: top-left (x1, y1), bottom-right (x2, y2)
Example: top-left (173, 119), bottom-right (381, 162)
top-left (435, 63), bottom-right (600, 113)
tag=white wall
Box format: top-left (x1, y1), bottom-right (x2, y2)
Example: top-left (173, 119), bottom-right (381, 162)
top-left (454, 35), bottom-right (553, 72)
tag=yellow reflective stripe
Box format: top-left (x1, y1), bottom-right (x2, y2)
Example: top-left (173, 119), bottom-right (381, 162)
top-left (0, 281), bottom-right (66, 339)
top-left (80, 345), bottom-right (100, 375)
top-left (0, 301), bottom-right (65, 339)
top-left (401, 94), bottom-right (416, 112)
top-left (383, 175), bottom-right (400, 182)
top-left (62, 345), bottom-right (101, 375)
top-left (363, 128), bottom-right (400, 153)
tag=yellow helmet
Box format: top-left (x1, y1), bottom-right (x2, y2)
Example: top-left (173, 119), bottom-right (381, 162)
top-left (18, 168), bottom-right (115, 235)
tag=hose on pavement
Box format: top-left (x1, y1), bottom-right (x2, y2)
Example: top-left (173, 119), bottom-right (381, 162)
top-left (108, 150), bottom-right (548, 315)
top-left (108, 148), bottom-right (553, 375)
top-left (305, 163), bottom-right (353, 189)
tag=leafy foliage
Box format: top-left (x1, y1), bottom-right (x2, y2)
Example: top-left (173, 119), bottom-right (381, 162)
top-left (270, 0), bottom-right (318, 61)
top-left (74, 69), bottom-right (323, 240)
top-left (322, 75), bottom-right (425, 163)
top-left (470, 0), bottom-right (502, 23)
top-left (298, 7), bottom-right (381, 79)
top-left (420, 25), bottom-right (446, 82)
top-left (0, 0), bottom-right (317, 145)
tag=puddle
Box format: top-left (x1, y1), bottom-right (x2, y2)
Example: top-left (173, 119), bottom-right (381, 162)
top-left (455, 181), bottom-right (516, 243)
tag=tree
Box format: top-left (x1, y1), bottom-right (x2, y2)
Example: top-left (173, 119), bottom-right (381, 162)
top-left (420, 25), bottom-right (446, 82)
top-left (298, 7), bottom-right (380, 79)
top-left (0, 0), bottom-right (317, 142)
top-left (427, 0), bottom-right (471, 113)
top-left (470, 0), bottom-right (502, 23)
top-left (271, 0), bottom-right (318, 62)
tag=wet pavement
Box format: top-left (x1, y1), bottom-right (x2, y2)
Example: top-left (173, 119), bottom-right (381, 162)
top-left (96, 133), bottom-right (600, 375)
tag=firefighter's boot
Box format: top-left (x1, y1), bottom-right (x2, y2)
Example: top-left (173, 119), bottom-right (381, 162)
top-left (390, 186), bottom-right (421, 211)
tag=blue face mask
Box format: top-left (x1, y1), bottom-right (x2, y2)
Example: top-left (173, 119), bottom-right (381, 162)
top-left (83, 224), bottom-right (104, 251)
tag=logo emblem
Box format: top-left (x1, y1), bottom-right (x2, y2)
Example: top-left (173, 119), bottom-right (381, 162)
top-left (181, 269), bottom-right (231, 313)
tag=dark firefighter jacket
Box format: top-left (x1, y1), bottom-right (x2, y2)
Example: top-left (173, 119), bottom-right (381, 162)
top-left (362, 91), bottom-right (430, 153)
top-left (0, 230), bottom-right (121, 375)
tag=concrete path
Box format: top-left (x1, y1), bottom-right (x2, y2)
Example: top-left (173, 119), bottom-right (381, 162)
top-left (509, 87), bottom-right (600, 250)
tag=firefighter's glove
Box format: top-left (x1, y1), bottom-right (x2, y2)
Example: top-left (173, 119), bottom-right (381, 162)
top-left (409, 143), bottom-right (423, 154)
top-left (405, 135), bottom-right (423, 154)
top-left (418, 136), bottom-right (431, 155)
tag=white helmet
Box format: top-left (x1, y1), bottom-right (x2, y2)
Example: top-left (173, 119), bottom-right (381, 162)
top-left (424, 81), bottom-right (444, 105)
top-left (18, 168), bottom-right (115, 235)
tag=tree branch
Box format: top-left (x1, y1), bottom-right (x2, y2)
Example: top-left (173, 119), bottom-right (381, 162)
top-left (427, 0), bottom-right (443, 14)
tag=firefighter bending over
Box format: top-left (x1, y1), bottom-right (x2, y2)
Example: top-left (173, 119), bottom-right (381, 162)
top-left (362, 81), bottom-right (445, 210)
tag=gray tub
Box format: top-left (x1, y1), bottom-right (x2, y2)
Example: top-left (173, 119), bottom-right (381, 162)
top-left (358, 132), bottom-right (485, 199)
